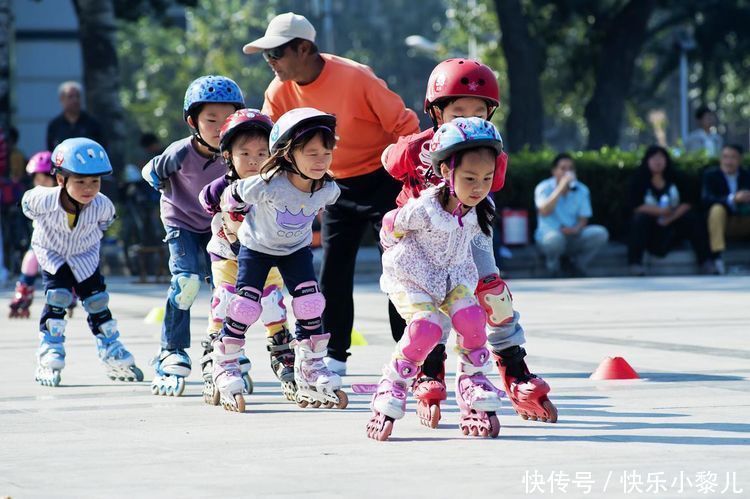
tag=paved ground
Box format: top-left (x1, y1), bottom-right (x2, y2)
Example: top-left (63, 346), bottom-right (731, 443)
top-left (1, 275), bottom-right (748, 498)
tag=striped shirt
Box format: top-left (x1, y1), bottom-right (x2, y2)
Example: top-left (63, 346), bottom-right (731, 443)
top-left (22, 186), bottom-right (115, 282)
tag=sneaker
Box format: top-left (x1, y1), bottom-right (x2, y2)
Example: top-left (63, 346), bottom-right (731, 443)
top-left (629, 264), bottom-right (646, 276)
top-left (324, 356), bottom-right (347, 376)
top-left (714, 258), bottom-right (726, 275)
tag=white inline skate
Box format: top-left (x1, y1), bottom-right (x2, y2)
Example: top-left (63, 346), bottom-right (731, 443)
top-left (293, 333), bottom-right (348, 409)
top-left (94, 320), bottom-right (143, 382)
top-left (151, 349), bottom-right (191, 396)
top-left (35, 319), bottom-right (66, 387)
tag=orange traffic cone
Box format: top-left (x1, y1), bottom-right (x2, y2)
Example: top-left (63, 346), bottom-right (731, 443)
top-left (590, 356), bottom-right (639, 380)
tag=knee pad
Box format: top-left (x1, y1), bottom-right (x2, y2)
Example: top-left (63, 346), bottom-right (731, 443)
top-left (291, 281), bottom-right (325, 330)
top-left (82, 291), bottom-right (110, 314)
top-left (169, 273), bottom-right (201, 310)
top-left (261, 285), bottom-right (287, 326)
top-left (210, 283), bottom-right (236, 324)
top-left (21, 251), bottom-right (39, 276)
top-left (476, 273), bottom-right (514, 327)
top-left (225, 286), bottom-right (262, 335)
top-left (451, 303), bottom-right (487, 351)
top-left (45, 288), bottom-right (74, 310)
top-left (398, 312), bottom-right (443, 363)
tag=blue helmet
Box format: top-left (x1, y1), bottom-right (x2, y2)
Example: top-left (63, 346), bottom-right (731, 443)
top-left (183, 75), bottom-right (245, 121)
top-left (51, 138), bottom-right (112, 176)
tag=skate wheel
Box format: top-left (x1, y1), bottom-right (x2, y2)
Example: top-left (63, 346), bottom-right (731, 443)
top-left (334, 390), bottom-right (348, 409)
top-left (150, 383), bottom-right (159, 395)
top-left (296, 397), bottom-right (309, 408)
top-left (174, 377), bottom-right (185, 397)
top-left (428, 404), bottom-right (440, 429)
top-left (165, 385), bottom-right (174, 396)
top-left (366, 413), bottom-right (394, 441)
top-left (541, 399), bottom-right (558, 423)
top-left (488, 414), bottom-right (501, 438)
top-left (323, 401), bottom-right (334, 409)
top-left (131, 366), bottom-right (144, 382)
top-left (243, 374), bottom-right (254, 394)
top-left (234, 393), bottom-right (245, 412)
top-left (311, 400), bottom-right (322, 408)
top-left (211, 387), bottom-right (220, 405)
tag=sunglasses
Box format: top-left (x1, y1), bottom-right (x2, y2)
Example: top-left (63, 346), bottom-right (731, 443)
top-left (262, 41), bottom-right (294, 62)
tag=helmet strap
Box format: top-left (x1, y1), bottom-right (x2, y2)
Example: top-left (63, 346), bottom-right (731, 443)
top-left (192, 130), bottom-right (220, 155)
top-left (447, 155), bottom-right (464, 227)
top-left (61, 178), bottom-right (83, 228)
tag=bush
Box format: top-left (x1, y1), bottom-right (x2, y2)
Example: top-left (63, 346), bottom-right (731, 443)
top-left (494, 147), bottom-right (732, 241)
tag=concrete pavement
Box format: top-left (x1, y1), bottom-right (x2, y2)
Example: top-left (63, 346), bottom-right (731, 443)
top-left (1, 275), bottom-right (748, 498)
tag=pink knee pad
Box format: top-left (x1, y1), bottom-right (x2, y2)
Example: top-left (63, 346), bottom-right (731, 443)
top-left (451, 304), bottom-right (487, 350)
top-left (291, 281), bottom-right (325, 330)
top-left (21, 251), bottom-right (38, 276)
top-left (398, 314), bottom-right (443, 363)
top-left (225, 286), bottom-right (262, 335)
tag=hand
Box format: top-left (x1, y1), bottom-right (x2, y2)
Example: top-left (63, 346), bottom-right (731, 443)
top-left (734, 190), bottom-right (750, 204)
top-left (561, 226), bottom-right (580, 236)
top-left (220, 186), bottom-right (247, 213)
top-left (380, 208), bottom-right (403, 250)
top-left (199, 192), bottom-right (219, 215)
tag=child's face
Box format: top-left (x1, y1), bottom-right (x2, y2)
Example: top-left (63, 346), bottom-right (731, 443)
top-left (192, 103), bottom-right (238, 150)
top-left (33, 173), bottom-right (56, 188)
top-left (57, 173), bottom-right (101, 204)
top-left (227, 135), bottom-right (269, 179)
top-left (436, 97), bottom-right (489, 125)
top-left (290, 133), bottom-right (333, 180)
top-left (440, 149), bottom-right (495, 208)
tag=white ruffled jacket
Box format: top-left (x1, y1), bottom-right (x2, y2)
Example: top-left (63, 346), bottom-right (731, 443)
top-left (380, 186), bottom-right (480, 304)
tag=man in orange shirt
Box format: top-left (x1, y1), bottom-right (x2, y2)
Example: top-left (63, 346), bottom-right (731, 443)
top-left (244, 12), bottom-right (420, 375)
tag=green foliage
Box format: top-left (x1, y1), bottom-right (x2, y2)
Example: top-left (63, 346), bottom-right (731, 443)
top-left (495, 147), bottom-right (730, 239)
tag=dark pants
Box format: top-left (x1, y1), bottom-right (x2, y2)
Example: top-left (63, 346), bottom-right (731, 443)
top-left (40, 264), bottom-right (110, 336)
top-left (236, 245), bottom-right (320, 339)
top-left (320, 168), bottom-right (406, 361)
top-left (628, 209), bottom-right (710, 265)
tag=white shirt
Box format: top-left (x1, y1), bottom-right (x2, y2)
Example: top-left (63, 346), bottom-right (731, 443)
top-left (22, 186), bottom-right (115, 282)
top-left (380, 186), bottom-right (480, 304)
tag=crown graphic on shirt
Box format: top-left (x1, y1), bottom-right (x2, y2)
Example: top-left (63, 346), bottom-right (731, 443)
top-left (275, 207), bottom-right (316, 230)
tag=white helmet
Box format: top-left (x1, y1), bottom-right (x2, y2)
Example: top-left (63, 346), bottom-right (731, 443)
top-left (269, 107), bottom-right (336, 154)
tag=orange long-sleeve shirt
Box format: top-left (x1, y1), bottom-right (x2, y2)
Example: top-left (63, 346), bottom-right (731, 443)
top-left (262, 54), bottom-right (420, 179)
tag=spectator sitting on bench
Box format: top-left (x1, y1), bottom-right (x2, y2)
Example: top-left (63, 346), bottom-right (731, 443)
top-left (534, 153), bottom-right (608, 277)
top-left (702, 144), bottom-right (750, 275)
top-left (627, 145), bottom-right (714, 276)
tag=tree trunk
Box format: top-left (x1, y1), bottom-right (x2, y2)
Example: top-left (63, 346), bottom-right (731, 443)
top-left (584, 0), bottom-right (655, 149)
top-left (72, 0), bottom-right (126, 178)
top-left (493, 0), bottom-right (544, 152)
top-left (0, 0), bottom-right (12, 136)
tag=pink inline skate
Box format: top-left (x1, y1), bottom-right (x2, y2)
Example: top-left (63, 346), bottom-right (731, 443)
top-left (367, 358), bottom-right (418, 441)
top-left (495, 346), bottom-right (557, 423)
top-left (456, 348), bottom-right (503, 438)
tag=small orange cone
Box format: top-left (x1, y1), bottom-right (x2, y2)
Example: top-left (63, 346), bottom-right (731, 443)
top-left (590, 356), bottom-right (639, 380)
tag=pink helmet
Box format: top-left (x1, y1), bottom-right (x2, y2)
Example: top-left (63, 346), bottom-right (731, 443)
top-left (26, 151), bottom-right (53, 175)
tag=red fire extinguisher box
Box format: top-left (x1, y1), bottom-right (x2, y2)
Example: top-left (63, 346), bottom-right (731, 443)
top-left (502, 208), bottom-right (529, 246)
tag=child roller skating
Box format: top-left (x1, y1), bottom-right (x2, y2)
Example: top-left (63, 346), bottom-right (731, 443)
top-left (22, 138), bottom-right (143, 386)
top-left (9, 152), bottom-right (57, 319)
top-left (383, 58), bottom-right (557, 425)
top-left (142, 75), bottom-right (245, 397)
top-left (368, 118), bottom-right (505, 441)
top-left (198, 108), bottom-right (297, 410)
top-left (218, 108), bottom-right (347, 411)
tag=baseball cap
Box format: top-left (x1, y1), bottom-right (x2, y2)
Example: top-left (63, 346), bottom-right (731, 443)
top-left (243, 12), bottom-right (316, 54)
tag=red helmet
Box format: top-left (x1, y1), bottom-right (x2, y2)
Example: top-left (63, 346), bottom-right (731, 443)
top-left (424, 59), bottom-right (500, 114)
top-left (219, 108), bottom-right (274, 153)
top-left (26, 151), bottom-right (53, 175)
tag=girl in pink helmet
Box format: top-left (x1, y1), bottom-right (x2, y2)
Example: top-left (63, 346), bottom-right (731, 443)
top-left (8, 152), bottom-right (57, 318)
top-left (368, 118), bottom-right (506, 441)
top-left (381, 59), bottom-right (557, 428)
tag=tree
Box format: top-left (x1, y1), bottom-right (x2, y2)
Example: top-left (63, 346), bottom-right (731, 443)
top-left (72, 0), bottom-right (127, 176)
top-left (583, 0), bottom-right (656, 149)
top-left (493, 0), bottom-right (544, 151)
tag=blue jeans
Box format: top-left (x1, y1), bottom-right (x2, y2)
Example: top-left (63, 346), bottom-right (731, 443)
top-left (236, 245), bottom-right (320, 339)
top-left (162, 225), bottom-right (211, 350)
